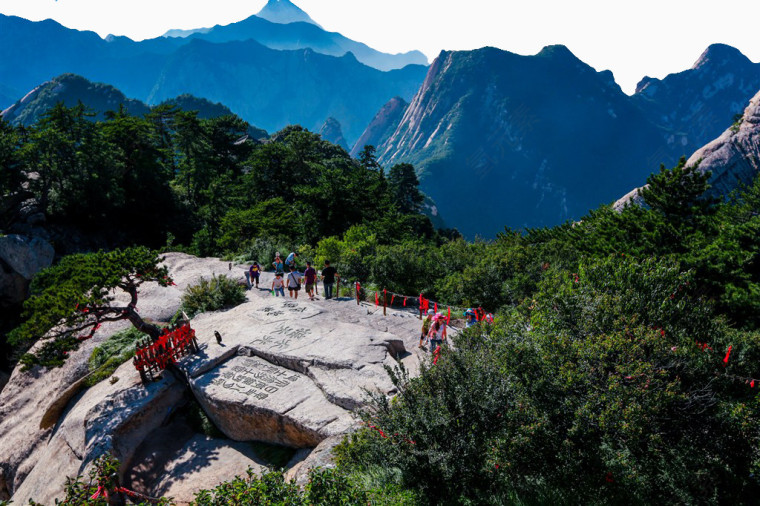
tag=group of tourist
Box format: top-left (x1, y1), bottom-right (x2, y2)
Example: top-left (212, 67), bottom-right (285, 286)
top-left (248, 253), bottom-right (494, 358)
top-left (247, 252), bottom-right (339, 301)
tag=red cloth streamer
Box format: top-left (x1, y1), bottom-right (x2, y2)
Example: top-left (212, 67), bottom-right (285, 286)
top-left (751, 380), bottom-right (755, 388)
top-left (375, 292), bottom-right (379, 306)
top-left (391, 294), bottom-right (395, 305)
top-left (434, 302), bottom-right (438, 313)
top-left (403, 297), bottom-right (407, 307)
top-left (433, 345), bottom-right (441, 365)
top-left (723, 345), bottom-right (732, 365)
top-left (367, 423), bottom-right (387, 438)
top-left (447, 306), bottom-right (451, 324)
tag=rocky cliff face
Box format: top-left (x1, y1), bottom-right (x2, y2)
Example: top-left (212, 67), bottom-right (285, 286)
top-left (633, 44), bottom-right (760, 160)
top-left (372, 45), bottom-right (667, 236)
top-left (319, 117), bottom-right (349, 151)
top-left (350, 96), bottom-right (408, 157)
top-left (0, 235), bottom-right (54, 309)
top-left (614, 88), bottom-right (760, 210)
top-left (1, 253), bottom-right (435, 503)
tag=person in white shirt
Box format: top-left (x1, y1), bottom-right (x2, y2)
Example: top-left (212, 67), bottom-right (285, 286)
top-left (286, 266), bottom-right (302, 299)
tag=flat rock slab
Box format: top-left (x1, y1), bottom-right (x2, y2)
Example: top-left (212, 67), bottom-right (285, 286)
top-left (191, 356), bottom-right (354, 448)
top-left (147, 435), bottom-right (269, 505)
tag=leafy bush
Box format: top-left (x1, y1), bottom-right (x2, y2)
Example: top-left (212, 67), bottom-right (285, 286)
top-left (181, 274), bottom-right (246, 317)
top-left (85, 327), bottom-right (149, 387)
top-left (339, 256), bottom-right (760, 505)
top-left (191, 467), bottom-right (368, 505)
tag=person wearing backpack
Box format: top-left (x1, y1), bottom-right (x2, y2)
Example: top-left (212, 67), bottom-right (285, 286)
top-left (287, 266), bottom-right (302, 299)
top-left (249, 262), bottom-right (262, 289)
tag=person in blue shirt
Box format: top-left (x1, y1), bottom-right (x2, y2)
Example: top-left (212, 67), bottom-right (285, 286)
top-left (285, 251), bottom-right (298, 269)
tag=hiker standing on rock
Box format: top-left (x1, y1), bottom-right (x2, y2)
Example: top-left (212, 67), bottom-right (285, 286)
top-left (287, 266), bottom-right (302, 299)
top-left (272, 273), bottom-right (285, 296)
top-left (321, 261), bottom-right (338, 299)
top-left (249, 261), bottom-right (261, 289)
top-left (304, 261), bottom-right (317, 301)
top-left (427, 314), bottom-right (447, 355)
top-left (419, 309), bottom-right (434, 349)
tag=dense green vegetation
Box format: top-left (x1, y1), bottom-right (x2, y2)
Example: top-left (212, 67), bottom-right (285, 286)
top-left (4, 104), bottom-right (760, 504)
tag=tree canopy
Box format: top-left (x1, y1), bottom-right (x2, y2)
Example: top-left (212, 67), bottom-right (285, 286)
top-left (9, 247), bottom-right (171, 368)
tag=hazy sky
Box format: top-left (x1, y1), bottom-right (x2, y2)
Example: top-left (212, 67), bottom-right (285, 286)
top-left (2, 0), bottom-right (759, 94)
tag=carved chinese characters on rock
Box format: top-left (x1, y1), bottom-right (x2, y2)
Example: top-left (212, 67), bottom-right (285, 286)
top-left (255, 300), bottom-right (315, 322)
top-left (251, 323), bottom-right (313, 350)
top-left (211, 357), bottom-right (300, 400)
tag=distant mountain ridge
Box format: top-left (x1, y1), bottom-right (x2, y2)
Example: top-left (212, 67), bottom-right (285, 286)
top-left (0, 13), bottom-right (427, 144)
top-left (360, 43), bottom-right (760, 237)
top-left (256, 0), bottom-right (322, 27)
top-left (171, 13), bottom-right (427, 72)
top-left (0, 74), bottom-right (269, 140)
top-left (615, 88), bottom-right (760, 210)
top-left (633, 43), bottom-right (760, 159)
top-left (367, 45), bottom-right (668, 237)
top-left (1, 73), bottom-right (150, 124)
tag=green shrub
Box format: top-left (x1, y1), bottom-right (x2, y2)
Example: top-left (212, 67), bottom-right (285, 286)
top-left (339, 256), bottom-right (760, 505)
top-left (191, 467), bottom-right (368, 505)
top-left (85, 327), bottom-right (149, 387)
top-left (181, 274), bottom-right (246, 317)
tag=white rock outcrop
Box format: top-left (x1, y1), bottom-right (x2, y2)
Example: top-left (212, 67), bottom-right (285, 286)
top-left (2, 253), bottom-right (436, 503)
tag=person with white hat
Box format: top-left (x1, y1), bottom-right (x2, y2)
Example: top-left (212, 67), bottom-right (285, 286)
top-left (419, 309), bottom-right (435, 349)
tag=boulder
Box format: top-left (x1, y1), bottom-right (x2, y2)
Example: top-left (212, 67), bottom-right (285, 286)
top-left (191, 355), bottom-right (355, 447)
top-left (0, 234), bottom-right (54, 307)
top-left (1, 252), bottom-right (246, 501)
top-left (182, 293), bottom-right (419, 448)
top-left (285, 435), bottom-right (344, 487)
top-left (10, 359), bottom-right (185, 505)
top-left (0, 322), bottom-right (119, 500)
top-left (147, 435), bottom-right (269, 504)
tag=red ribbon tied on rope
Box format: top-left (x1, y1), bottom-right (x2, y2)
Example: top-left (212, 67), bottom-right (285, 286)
top-left (723, 345), bottom-right (732, 366)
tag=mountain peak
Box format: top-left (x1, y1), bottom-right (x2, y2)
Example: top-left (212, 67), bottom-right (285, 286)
top-left (692, 43), bottom-right (751, 70)
top-left (536, 44), bottom-right (579, 62)
top-left (256, 0), bottom-right (321, 27)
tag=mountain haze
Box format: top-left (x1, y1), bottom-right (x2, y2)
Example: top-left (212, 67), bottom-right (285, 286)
top-left (256, 0), bottom-right (322, 27)
top-left (178, 13), bottom-right (428, 72)
top-left (0, 14), bottom-right (426, 144)
top-left (144, 39), bottom-right (425, 141)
